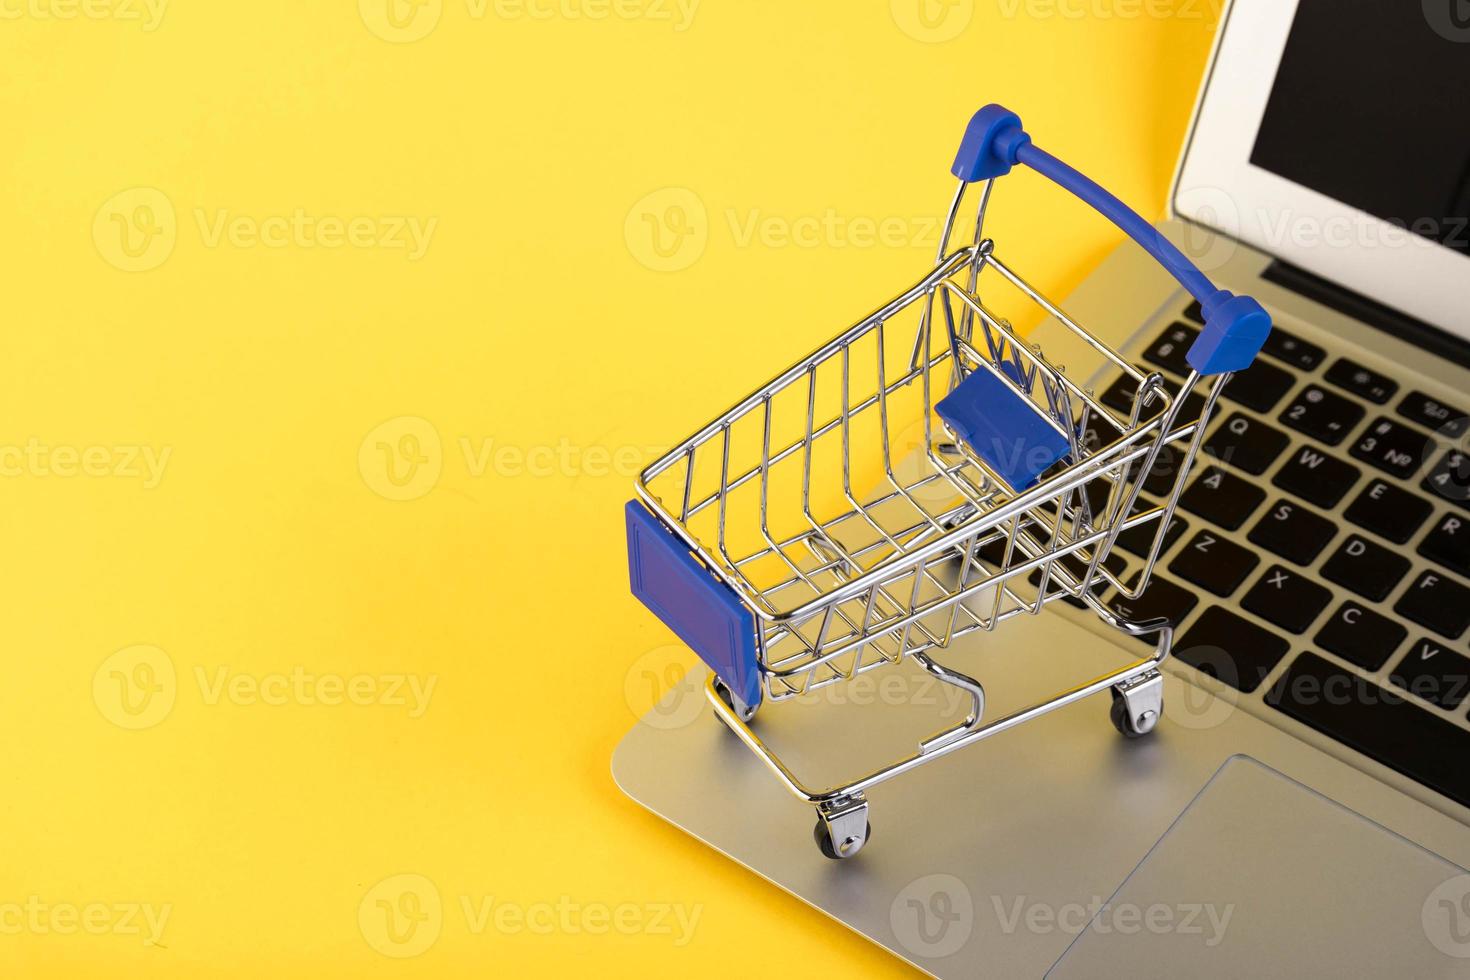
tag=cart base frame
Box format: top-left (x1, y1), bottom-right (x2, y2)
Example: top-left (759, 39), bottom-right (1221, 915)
top-left (708, 603), bottom-right (1173, 858)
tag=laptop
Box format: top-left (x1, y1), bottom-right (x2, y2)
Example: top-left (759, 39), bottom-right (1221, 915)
top-left (614, 1), bottom-right (1470, 975)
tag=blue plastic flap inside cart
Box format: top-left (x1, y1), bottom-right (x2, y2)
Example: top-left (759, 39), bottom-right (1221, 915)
top-left (625, 501), bottom-right (761, 708)
top-left (936, 368), bottom-right (1072, 491)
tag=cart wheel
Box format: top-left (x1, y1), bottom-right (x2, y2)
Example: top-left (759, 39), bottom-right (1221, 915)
top-left (712, 676), bottom-right (758, 729)
top-left (814, 816), bottom-right (871, 860)
top-left (1109, 685), bottom-right (1160, 739)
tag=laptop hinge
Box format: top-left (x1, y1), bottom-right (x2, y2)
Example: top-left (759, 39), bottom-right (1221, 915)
top-left (1262, 260), bottom-right (1470, 371)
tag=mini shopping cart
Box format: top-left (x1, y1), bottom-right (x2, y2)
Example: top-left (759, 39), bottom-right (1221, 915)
top-left (625, 105), bottom-right (1272, 859)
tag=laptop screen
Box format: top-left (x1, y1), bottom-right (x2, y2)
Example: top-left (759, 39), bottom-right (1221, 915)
top-left (1249, 0), bottom-right (1470, 257)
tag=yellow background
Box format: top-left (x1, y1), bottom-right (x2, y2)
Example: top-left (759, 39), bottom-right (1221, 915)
top-left (0, 1), bottom-right (1217, 974)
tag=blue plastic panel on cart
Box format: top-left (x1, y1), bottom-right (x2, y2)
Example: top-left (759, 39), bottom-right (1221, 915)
top-left (936, 368), bottom-right (1071, 491)
top-left (625, 501), bottom-right (761, 707)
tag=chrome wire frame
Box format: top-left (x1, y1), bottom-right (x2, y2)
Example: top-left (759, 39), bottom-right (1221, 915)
top-left (633, 177), bottom-right (1232, 828)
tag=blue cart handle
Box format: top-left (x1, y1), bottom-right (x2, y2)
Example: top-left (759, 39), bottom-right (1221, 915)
top-left (952, 104), bottom-right (1270, 376)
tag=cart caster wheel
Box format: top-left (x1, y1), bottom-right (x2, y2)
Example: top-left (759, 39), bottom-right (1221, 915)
top-left (815, 816), bottom-right (871, 860)
top-left (814, 796), bottom-right (870, 859)
top-left (1109, 680), bottom-right (1162, 739)
top-left (712, 676), bottom-right (758, 729)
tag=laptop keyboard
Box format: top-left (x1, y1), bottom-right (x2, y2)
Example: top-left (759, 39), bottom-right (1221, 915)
top-left (1092, 302), bottom-right (1470, 811)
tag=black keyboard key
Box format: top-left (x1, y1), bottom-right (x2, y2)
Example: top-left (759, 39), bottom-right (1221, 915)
top-left (1422, 450), bottom-right (1470, 510)
top-left (1222, 357), bottom-right (1295, 413)
top-left (1138, 443), bottom-right (1189, 497)
top-left (1116, 508), bottom-right (1188, 560)
top-left (1101, 375), bottom-right (1205, 425)
top-left (1398, 390), bottom-right (1470, 439)
top-left (1142, 322), bottom-right (1199, 377)
top-left (1314, 601), bottom-right (1407, 671)
top-left (1342, 479), bottom-right (1433, 544)
top-left (1182, 300), bottom-right (1204, 325)
top-left (1319, 534), bottom-right (1411, 602)
top-left (1267, 653), bottom-right (1470, 810)
top-left (1324, 358), bottom-right (1397, 404)
top-left (1279, 385), bottom-right (1365, 446)
top-left (1169, 530), bottom-right (1260, 597)
top-left (1079, 476), bottom-right (1122, 519)
top-left (1204, 413), bottom-right (1289, 475)
top-left (1272, 445), bottom-right (1361, 509)
top-left (1248, 499), bottom-right (1337, 565)
top-left (1108, 576), bottom-right (1198, 639)
top-left (1179, 466), bottom-right (1266, 530)
top-left (1030, 552), bottom-right (1126, 609)
top-left (1241, 564), bottom-right (1332, 634)
top-left (1394, 571), bottom-right (1470, 639)
top-left (1100, 374), bottom-right (1137, 415)
top-left (1176, 606), bottom-right (1290, 693)
top-left (1261, 327), bottom-right (1325, 371)
top-left (1390, 638), bottom-right (1470, 711)
top-left (1085, 415), bottom-right (1186, 499)
top-left (1419, 513), bottom-right (1470, 577)
top-left (1349, 417), bottom-right (1433, 480)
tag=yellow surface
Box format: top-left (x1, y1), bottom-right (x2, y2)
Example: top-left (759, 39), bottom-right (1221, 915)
top-left (0, 2), bottom-right (1217, 974)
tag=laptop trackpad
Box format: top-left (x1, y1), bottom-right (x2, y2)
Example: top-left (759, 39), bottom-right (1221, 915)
top-left (1047, 755), bottom-right (1470, 978)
